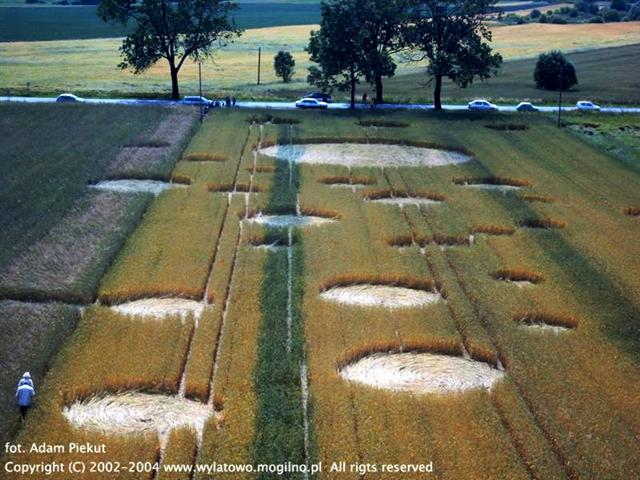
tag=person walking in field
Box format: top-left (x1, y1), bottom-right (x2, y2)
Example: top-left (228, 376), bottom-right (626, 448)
top-left (362, 92), bottom-right (368, 105)
top-left (16, 373), bottom-right (35, 421)
top-left (17, 372), bottom-right (33, 389)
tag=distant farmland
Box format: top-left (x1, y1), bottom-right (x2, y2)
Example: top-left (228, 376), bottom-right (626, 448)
top-left (0, 3), bottom-right (320, 42)
top-left (1, 22), bottom-right (639, 104)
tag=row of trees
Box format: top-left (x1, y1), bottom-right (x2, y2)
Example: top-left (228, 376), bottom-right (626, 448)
top-left (306, 0), bottom-right (503, 110)
top-left (97, 0), bottom-right (503, 108)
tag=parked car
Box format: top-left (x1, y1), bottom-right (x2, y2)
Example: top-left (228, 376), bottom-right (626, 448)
top-left (182, 96), bottom-right (215, 107)
top-left (516, 102), bottom-right (539, 112)
top-left (305, 92), bottom-right (333, 103)
top-left (468, 99), bottom-right (499, 111)
top-left (56, 93), bottom-right (82, 103)
top-left (576, 100), bottom-right (600, 112)
top-left (295, 98), bottom-right (329, 110)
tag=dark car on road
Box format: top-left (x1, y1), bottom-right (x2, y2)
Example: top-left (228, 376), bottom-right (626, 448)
top-left (305, 92), bottom-right (333, 103)
top-left (516, 102), bottom-right (539, 112)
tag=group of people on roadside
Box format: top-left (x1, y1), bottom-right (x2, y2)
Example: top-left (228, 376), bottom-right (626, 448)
top-left (362, 92), bottom-right (377, 109)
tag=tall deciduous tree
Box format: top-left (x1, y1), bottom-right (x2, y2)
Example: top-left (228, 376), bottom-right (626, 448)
top-left (307, 0), bottom-right (409, 106)
top-left (306, 0), bottom-right (365, 109)
top-left (98, 0), bottom-right (242, 99)
top-left (406, 0), bottom-right (503, 110)
top-left (358, 0), bottom-right (409, 103)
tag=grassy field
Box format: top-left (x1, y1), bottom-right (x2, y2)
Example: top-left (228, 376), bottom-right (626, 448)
top-left (0, 104), bottom-right (194, 270)
top-left (562, 112), bottom-right (640, 167)
top-left (0, 3), bottom-right (320, 42)
top-left (1, 22), bottom-right (639, 102)
top-left (382, 43), bottom-right (640, 105)
top-left (3, 106), bottom-right (639, 478)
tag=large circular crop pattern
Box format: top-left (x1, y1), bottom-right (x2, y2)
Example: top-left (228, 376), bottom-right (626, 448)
top-left (258, 143), bottom-right (472, 167)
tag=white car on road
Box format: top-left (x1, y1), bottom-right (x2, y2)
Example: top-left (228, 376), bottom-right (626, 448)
top-left (468, 99), bottom-right (499, 111)
top-left (295, 98), bottom-right (328, 109)
top-left (576, 101), bottom-right (600, 112)
top-left (56, 93), bottom-right (82, 103)
top-left (183, 96), bottom-right (215, 107)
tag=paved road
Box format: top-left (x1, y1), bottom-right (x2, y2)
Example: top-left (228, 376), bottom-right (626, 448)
top-left (2, 96), bottom-right (640, 113)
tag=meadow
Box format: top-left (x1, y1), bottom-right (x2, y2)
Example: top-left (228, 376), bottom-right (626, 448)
top-left (1, 22), bottom-right (639, 103)
top-left (2, 105), bottom-right (639, 479)
top-left (563, 111), bottom-right (640, 167)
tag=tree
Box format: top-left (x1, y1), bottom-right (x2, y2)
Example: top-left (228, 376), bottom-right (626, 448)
top-left (534, 51), bottom-right (578, 91)
top-left (626, 4), bottom-right (640, 20)
top-left (610, 0), bottom-right (628, 11)
top-left (600, 7), bottom-right (622, 20)
top-left (306, 0), bottom-right (365, 109)
top-left (274, 51), bottom-right (295, 83)
top-left (357, 0), bottom-right (410, 103)
top-left (406, 0), bottom-right (503, 111)
top-left (98, 0), bottom-right (242, 100)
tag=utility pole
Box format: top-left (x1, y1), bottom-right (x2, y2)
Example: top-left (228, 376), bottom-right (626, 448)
top-left (257, 47), bottom-right (261, 85)
top-left (557, 66), bottom-right (563, 128)
top-left (199, 62), bottom-right (204, 123)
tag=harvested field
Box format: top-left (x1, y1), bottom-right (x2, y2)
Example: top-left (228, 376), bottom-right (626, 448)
top-left (91, 179), bottom-right (187, 196)
top-left (111, 298), bottom-right (206, 321)
top-left (0, 191), bottom-right (150, 304)
top-left (339, 351), bottom-right (505, 394)
top-left (320, 284), bottom-right (441, 308)
top-left (246, 214), bottom-right (335, 228)
top-left (63, 392), bottom-right (212, 446)
top-left (259, 143), bottom-right (472, 167)
top-left (107, 112), bottom-right (197, 180)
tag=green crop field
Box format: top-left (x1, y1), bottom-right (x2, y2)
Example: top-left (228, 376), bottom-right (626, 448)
top-left (0, 103), bottom-right (194, 270)
top-left (1, 105), bottom-right (639, 478)
top-left (0, 4), bottom-right (320, 42)
top-left (1, 22), bottom-right (639, 103)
